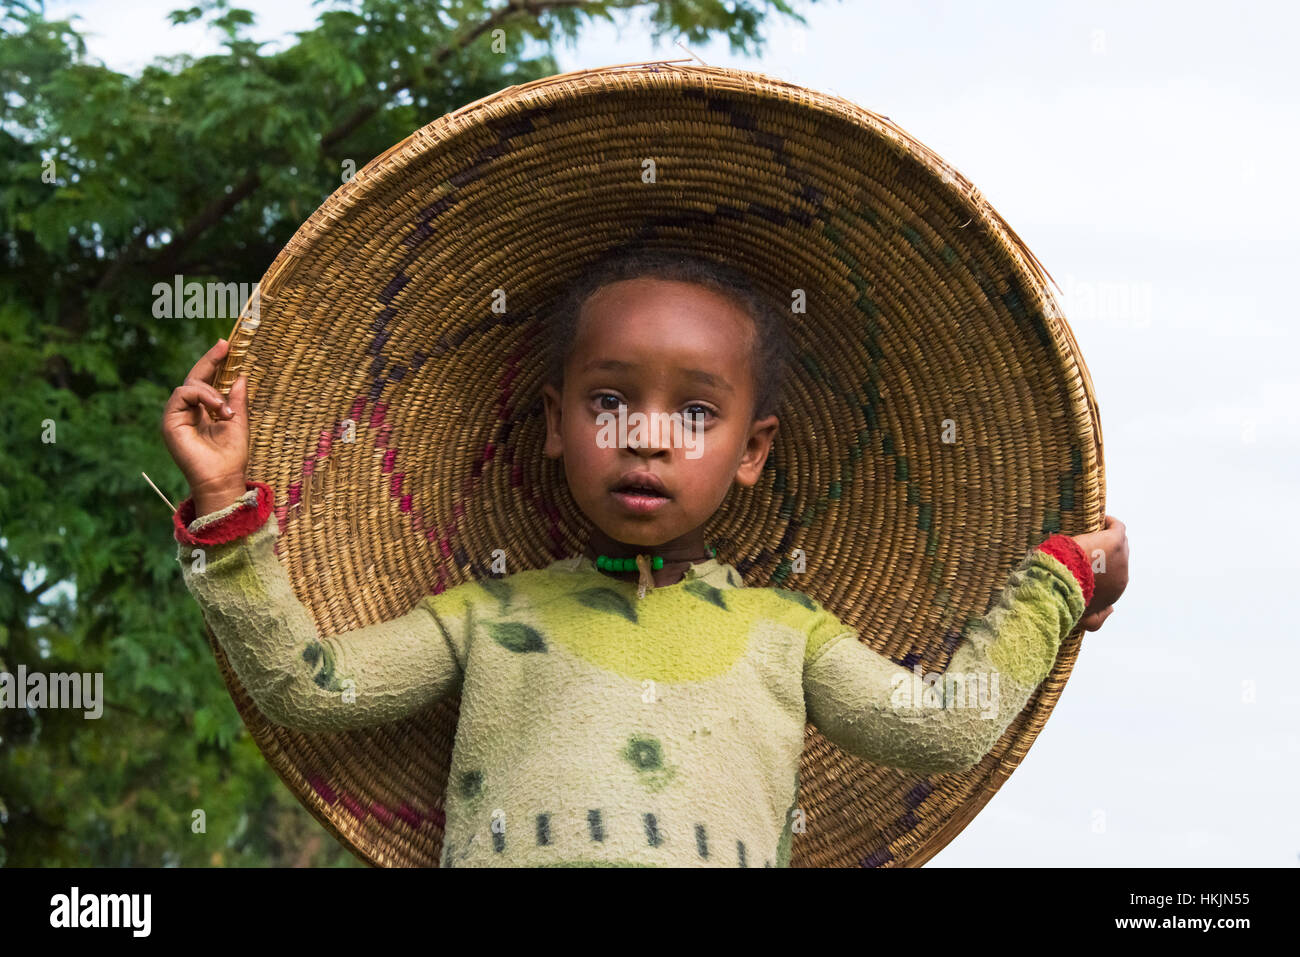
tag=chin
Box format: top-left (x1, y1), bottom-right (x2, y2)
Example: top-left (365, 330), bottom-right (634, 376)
top-left (609, 527), bottom-right (667, 547)
top-left (597, 519), bottom-right (670, 547)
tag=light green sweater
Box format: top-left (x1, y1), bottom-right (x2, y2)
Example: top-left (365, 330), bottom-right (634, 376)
top-left (178, 489), bottom-right (1086, 867)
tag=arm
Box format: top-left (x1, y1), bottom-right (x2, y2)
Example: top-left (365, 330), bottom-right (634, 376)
top-left (802, 534), bottom-right (1094, 774)
top-left (175, 481), bottom-right (476, 732)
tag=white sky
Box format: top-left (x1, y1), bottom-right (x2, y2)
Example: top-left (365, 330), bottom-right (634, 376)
top-left (50, 0), bottom-right (1300, 867)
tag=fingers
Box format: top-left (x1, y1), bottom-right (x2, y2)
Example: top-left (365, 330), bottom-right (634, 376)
top-left (185, 338), bottom-right (230, 387)
top-left (1082, 605), bottom-right (1115, 632)
top-left (227, 374), bottom-right (248, 420)
top-left (1096, 515), bottom-right (1127, 553)
top-left (163, 383), bottom-right (232, 422)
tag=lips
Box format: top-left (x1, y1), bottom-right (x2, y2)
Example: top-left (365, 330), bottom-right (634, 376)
top-left (612, 471), bottom-right (670, 498)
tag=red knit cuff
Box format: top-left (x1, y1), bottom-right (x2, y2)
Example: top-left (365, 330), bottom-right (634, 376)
top-left (173, 481), bottom-right (275, 546)
top-left (1035, 533), bottom-right (1095, 604)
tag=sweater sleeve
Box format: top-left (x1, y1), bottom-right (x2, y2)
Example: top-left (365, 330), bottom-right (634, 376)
top-left (174, 481), bottom-right (474, 732)
top-left (802, 534), bottom-right (1093, 774)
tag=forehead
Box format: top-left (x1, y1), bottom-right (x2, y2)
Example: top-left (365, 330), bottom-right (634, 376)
top-left (571, 278), bottom-right (755, 376)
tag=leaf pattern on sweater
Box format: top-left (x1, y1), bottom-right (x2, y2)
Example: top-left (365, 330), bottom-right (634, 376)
top-left (771, 587), bottom-right (818, 611)
top-left (575, 587), bottom-right (639, 624)
top-left (486, 621), bottom-right (547, 653)
top-left (301, 640), bottom-right (342, 692)
top-left (684, 579), bottom-right (728, 611)
top-left (622, 733), bottom-right (678, 792)
top-left (480, 577), bottom-right (513, 613)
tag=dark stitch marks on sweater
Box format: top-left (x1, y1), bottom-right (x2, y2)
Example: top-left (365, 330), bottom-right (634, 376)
top-left (453, 808), bottom-right (777, 866)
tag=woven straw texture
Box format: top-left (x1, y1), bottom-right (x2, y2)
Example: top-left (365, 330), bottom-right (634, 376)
top-left (205, 61), bottom-right (1104, 867)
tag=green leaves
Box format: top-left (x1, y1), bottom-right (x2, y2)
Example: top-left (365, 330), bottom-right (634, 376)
top-left (193, 704), bottom-right (239, 748)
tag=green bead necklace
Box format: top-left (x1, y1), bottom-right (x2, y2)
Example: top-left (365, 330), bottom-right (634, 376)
top-left (595, 547), bottom-right (716, 572)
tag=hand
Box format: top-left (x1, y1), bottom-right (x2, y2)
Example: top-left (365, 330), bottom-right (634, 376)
top-left (160, 338), bottom-right (250, 515)
top-left (1070, 514), bottom-right (1129, 632)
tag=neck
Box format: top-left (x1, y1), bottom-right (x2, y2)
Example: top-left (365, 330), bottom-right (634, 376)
top-left (582, 527), bottom-right (712, 587)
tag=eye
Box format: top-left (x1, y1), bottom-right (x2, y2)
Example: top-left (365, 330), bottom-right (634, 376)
top-left (683, 403), bottom-right (716, 422)
top-left (595, 393), bottom-right (623, 411)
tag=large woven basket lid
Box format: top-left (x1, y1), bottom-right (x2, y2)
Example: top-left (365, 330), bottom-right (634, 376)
top-left (206, 60), bottom-right (1104, 867)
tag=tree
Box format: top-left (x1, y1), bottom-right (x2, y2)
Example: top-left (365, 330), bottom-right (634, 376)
top-left (0, 0), bottom-right (814, 866)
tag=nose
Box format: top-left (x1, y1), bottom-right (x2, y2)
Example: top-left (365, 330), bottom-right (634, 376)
top-left (625, 405), bottom-right (676, 456)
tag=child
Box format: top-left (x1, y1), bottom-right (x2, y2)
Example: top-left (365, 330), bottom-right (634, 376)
top-left (162, 245), bottom-right (1128, 867)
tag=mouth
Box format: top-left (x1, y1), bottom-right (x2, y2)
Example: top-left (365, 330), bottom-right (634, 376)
top-left (612, 472), bottom-right (670, 496)
top-left (610, 472), bottom-right (672, 514)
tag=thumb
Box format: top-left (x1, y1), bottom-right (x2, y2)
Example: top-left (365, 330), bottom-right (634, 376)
top-left (227, 375), bottom-right (250, 429)
top-left (1082, 605), bottom-right (1114, 632)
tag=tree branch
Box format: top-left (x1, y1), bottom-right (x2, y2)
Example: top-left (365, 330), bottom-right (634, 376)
top-left (321, 0), bottom-right (593, 150)
top-left (89, 0), bottom-right (601, 295)
top-left (155, 169), bottom-right (262, 277)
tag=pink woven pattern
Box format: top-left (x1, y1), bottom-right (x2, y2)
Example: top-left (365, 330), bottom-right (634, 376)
top-left (306, 772), bottom-right (446, 832)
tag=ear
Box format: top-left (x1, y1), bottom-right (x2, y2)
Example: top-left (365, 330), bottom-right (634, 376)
top-left (734, 413), bottom-right (779, 487)
top-left (541, 382), bottom-right (564, 459)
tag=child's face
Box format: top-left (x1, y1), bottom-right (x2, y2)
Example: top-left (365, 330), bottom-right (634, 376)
top-left (541, 278), bottom-right (779, 549)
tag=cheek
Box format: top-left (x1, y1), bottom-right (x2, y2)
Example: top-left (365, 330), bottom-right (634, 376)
top-left (562, 417), bottom-right (613, 476)
top-left (673, 430), bottom-right (740, 484)
top-left (687, 420), bottom-right (739, 462)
